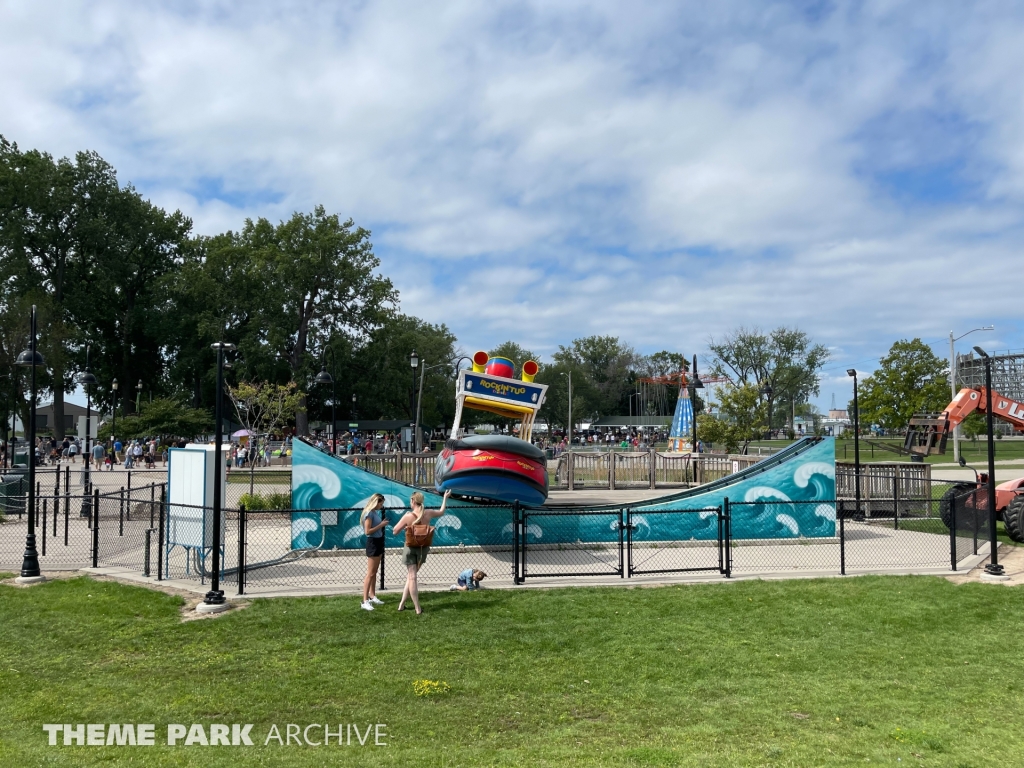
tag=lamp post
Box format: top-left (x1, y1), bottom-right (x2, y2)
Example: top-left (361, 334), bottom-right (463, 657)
top-left (414, 361), bottom-right (448, 452)
top-left (198, 341), bottom-right (235, 613)
top-left (15, 305), bottom-right (45, 584)
top-left (847, 369), bottom-right (861, 518)
top-left (80, 346), bottom-right (98, 518)
top-left (111, 378), bottom-right (119, 454)
top-left (315, 348), bottom-right (336, 454)
top-left (560, 371), bottom-right (573, 448)
top-left (949, 326), bottom-right (994, 463)
top-left (351, 393), bottom-right (357, 421)
top-left (689, 355), bottom-right (704, 453)
top-left (135, 379), bottom-right (143, 413)
top-left (409, 350), bottom-right (419, 450)
top-left (972, 346), bottom-right (1004, 577)
top-left (760, 385), bottom-right (773, 440)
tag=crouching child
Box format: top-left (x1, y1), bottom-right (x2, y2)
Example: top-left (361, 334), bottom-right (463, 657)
top-left (450, 568), bottom-right (487, 591)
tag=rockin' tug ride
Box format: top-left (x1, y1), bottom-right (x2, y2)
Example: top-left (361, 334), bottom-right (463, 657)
top-left (433, 351), bottom-right (549, 506)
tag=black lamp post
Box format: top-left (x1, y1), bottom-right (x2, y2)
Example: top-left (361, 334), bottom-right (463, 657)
top-left (847, 369), bottom-right (861, 518)
top-left (136, 378), bottom-right (143, 413)
top-left (198, 341), bottom-right (234, 613)
top-left (111, 378), bottom-right (119, 455)
top-left (409, 350), bottom-right (419, 448)
top-left (315, 348), bottom-right (336, 454)
top-left (15, 305), bottom-right (45, 584)
top-left (351, 393), bottom-right (357, 421)
top-left (80, 346), bottom-right (98, 518)
top-left (760, 384), bottom-right (773, 440)
top-left (689, 355), bottom-right (704, 452)
top-left (973, 346), bottom-right (1004, 576)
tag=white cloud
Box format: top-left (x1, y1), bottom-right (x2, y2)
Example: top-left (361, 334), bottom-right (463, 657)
top-left (3, 0), bottom-right (1024, 414)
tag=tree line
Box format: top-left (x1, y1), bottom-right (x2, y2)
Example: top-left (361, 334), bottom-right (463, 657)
top-left (1, 137), bottom-right (833, 441)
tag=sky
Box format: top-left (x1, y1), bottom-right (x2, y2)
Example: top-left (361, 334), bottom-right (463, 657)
top-left (3, 0), bottom-right (1022, 412)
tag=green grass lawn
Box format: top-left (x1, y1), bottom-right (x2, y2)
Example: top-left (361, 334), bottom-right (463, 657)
top-left (3, 576), bottom-right (1024, 766)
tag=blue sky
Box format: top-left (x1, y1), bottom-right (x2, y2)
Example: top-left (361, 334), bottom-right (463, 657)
top-left (3, 0), bottom-right (1022, 412)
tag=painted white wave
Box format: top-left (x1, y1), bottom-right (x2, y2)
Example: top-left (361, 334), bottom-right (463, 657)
top-left (699, 509), bottom-right (717, 519)
top-left (292, 464), bottom-right (341, 500)
top-left (436, 515), bottom-right (462, 530)
top-left (342, 525), bottom-right (365, 543)
top-left (498, 522), bottom-right (543, 539)
top-left (744, 486), bottom-right (792, 503)
top-left (292, 517), bottom-right (318, 535)
top-left (776, 514), bottom-right (799, 535)
top-left (353, 493), bottom-right (406, 510)
top-left (291, 516), bottom-right (321, 548)
top-left (793, 462), bottom-right (836, 488)
top-left (814, 503), bottom-right (837, 522)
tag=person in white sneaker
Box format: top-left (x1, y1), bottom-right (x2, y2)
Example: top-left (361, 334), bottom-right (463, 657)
top-left (360, 493), bottom-right (388, 611)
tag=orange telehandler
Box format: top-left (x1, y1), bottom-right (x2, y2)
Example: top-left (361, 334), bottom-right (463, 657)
top-left (904, 387), bottom-right (1024, 542)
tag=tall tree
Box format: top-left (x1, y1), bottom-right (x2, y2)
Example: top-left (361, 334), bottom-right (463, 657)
top-left (855, 339), bottom-right (950, 431)
top-left (552, 336), bottom-right (638, 419)
top-left (708, 327), bottom-right (829, 434)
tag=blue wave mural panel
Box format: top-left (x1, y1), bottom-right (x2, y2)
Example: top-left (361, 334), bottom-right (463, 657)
top-left (290, 437), bottom-right (836, 550)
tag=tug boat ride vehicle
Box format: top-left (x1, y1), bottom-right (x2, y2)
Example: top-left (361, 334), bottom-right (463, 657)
top-left (435, 434), bottom-right (548, 507)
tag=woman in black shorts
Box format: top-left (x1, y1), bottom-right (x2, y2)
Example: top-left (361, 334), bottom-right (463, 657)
top-left (360, 494), bottom-right (388, 611)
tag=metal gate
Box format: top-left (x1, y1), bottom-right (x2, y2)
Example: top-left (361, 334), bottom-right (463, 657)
top-left (514, 505), bottom-right (729, 583)
top-left (626, 506), bottom-right (728, 577)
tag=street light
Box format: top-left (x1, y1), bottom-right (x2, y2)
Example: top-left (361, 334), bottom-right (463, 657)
top-left (80, 346), bottom-right (98, 518)
top-left (409, 350), bottom-right (419, 449)
top-left (136, 379), bottom-right (143, 413)
top-left (15, 305), bottom-right (45, 584)
top-left (198, 341), bottom-right (235, 613)
top-left (760, 384), bottom-right (773, 440)
top-left (414, 361), bottom-right (449, 452)
top-left (972, 345), bottom-right (1003, 577)
top-left (351, 393), bottom-right (357, 421)
top-left (560, 371), bottom-right (573, 449)
top-left (315, 348), bottom-right (335, 454)
top-left (111, 378), bottom-right (119, 454)
top-left (949, 326), bottom-right (994, 463)
top-left (847, 369), bottom-right (861, 519)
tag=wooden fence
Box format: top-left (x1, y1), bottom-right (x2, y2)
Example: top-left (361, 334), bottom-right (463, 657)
top-left (553, 451), bottom-right (761, 490)
top-left (341, 450), bottom-right (762, 492)
top-left (835, 461), bottom-right (933, 517)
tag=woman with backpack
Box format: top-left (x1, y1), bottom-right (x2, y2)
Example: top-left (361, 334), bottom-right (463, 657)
top-left (392, 489), bottom-right (451, 615)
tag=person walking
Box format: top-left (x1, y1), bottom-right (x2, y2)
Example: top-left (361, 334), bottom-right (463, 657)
top-left (393, 489), bottom-right (450, 614)
top-left (91, 440), bottom-right (105, 471)
top-left (359, 493), bottom-right (389, 611)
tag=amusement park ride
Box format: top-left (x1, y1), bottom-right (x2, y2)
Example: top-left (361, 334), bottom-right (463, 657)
top-left (434, 351), bottom-right (550, 506)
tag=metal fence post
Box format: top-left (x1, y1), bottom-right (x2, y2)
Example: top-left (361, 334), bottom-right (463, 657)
top-left (91, 488), bottom-right (100, 568)
top-left (64, 489), bottom-right (69, 547)
top-left (119, 486), bottom-right (125, 536)
top-left (724, 497), bottom-right (732, 578)
top-left (144, 529), bottom-right (153, 577)
top-left (839, 501), bottom-right (846, 576)
top-left (893, 471), bottom-right (899, 530)
top-left (521, 510), bottom-right (529, 580)
top-left (512, 501), bottom-right (520, 585)
top-left (237, 502), bottom-right (246, 595)
top-left (42, 498), bottom-right (47, 557)
top-left (949, 489), bottom-right (958, 572)
top-left (378, 508), bottom-right (386, 592)
top-left (53, 489), bottom-right (58, 537)
top-left (619, 508), bottom-right (626, 578)
top-left (150, 483), bottom-right (156, 527)
top-left (157, 485), bottom-right (165, 581)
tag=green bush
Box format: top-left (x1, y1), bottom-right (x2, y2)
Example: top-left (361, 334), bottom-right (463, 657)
top-left (239, 491), bottom-right (291, 510)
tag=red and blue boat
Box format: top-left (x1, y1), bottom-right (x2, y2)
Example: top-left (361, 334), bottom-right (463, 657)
top-left (436, 352), bottom-right (550, 506)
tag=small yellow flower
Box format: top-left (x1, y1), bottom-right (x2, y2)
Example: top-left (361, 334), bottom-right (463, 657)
top-left (413, 679), bottom-right (451, 697)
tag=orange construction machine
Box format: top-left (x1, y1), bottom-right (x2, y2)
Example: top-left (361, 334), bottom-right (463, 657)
top-left (904, 387), bottom-right (1024, 541)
